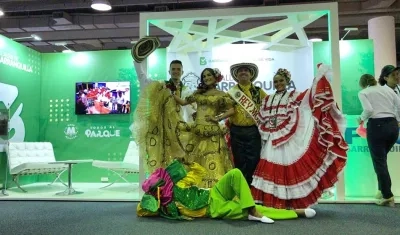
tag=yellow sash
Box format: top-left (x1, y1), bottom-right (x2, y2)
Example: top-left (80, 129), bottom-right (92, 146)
top-left (227, 86), bottom-right (261, 125)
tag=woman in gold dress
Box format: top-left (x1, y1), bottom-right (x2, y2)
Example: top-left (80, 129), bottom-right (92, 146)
top-left (173, 68), bottom-right (235, 188)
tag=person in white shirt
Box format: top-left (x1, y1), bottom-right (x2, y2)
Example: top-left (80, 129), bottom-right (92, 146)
top-left (358, 74), bottom-right (400, 207)
top-left (378, 65), bottom-right (400, 96)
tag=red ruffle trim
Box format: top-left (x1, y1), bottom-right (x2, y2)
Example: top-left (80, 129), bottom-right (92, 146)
top-left (251, 155), bottom-right (345, 209)
top-left (251, 127), bottom-right (346, 209)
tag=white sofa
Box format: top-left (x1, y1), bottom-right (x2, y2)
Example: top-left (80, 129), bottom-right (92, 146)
top-left (92, 141), bottom-right (139, 189)
top-left (5, 142), bottom-right (68, 192)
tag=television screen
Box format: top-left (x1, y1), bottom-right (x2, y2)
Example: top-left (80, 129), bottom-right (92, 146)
top-left (75, 82), bottom-right (131, 115)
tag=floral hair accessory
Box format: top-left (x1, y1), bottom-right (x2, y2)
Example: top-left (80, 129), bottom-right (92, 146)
top-left (276, 68), bottom-right (291, 80)
top-left (213, 68), bottom-right (224, 82)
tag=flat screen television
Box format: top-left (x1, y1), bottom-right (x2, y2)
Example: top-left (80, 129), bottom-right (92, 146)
top-left (75, 82), bottom-right (130, 115)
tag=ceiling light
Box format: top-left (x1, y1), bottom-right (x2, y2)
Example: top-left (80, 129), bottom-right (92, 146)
top-left (13, 34), bottom-right (42, 41)
top-left (55, 42), bottom-right (74, 53)
top-left (344, 27), bottom-right (359, 31)
top-left (341, 27), bottom-right (359, 41)
top-left (91, 0), bottom-right (112, 11)
top-left (309, 38), bottom-right (322, 42)
top-left (62, 49), bottom-right (74, 53)
top-left (31, 34), bottom-right (41, 41)
top-left (213, 0), bottom-right (232, 3)
top-left (0, 10), bottom-right (4, 16)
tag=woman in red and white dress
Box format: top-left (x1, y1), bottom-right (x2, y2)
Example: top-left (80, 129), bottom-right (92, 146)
top-left (251, 64), bottom-right (348, 209)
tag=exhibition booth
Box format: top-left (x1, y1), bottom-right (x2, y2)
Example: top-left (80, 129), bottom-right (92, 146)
top-left (0, 2), bottom-right (399, 202)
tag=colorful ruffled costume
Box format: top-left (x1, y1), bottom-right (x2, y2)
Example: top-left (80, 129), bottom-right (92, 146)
top-left (137, 160), bottom-right (300, 222)
top-left (251, 64), bottom-right (348, 209)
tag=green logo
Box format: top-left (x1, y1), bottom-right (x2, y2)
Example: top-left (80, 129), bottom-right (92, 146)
top-left (200, 57), bottom-right (207, 66)
top-left (64, 124), bottom-right (78, 139)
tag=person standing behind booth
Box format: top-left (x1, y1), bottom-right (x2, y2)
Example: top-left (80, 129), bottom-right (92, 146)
top-left (378, 65), bottom-right (400, 97)
top-left (225, 63), bottom-right (267, 186)
top-left (358, 73), bottom-right (400, 207)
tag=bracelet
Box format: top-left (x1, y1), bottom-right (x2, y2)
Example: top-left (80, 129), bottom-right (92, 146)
top-left (215, 114), bottom-right (224, 121)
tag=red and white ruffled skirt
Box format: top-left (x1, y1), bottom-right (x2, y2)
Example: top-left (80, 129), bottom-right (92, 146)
top-left (251, 88), bottom-right (347, 209)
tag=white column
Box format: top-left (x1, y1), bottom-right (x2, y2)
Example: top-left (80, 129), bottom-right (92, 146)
top-left (368, 16), bottom-right (397, 79)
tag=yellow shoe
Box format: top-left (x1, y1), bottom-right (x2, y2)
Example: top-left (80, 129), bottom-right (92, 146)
top-left (375, 191), bottom-right (383, 199)
top-left (376, 197), bottom-right (395, 207)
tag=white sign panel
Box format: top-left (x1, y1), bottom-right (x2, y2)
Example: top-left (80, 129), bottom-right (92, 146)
top-left (167, 44), bottom-right (314, 93)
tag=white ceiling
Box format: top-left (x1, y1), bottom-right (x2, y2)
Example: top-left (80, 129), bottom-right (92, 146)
top-left (0, 0), bottom-right (399, 55)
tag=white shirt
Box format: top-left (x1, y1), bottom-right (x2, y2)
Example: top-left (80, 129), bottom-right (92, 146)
top-left (358, 85), bottom-right (400, 122)
top-left (385, 84), bottom-right (400, 98)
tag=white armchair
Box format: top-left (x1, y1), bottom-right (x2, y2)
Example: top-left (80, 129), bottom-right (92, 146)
top-left (92, 141), bottom-right (139, 189)
top-left (5, 142), bottom-right (68, 192)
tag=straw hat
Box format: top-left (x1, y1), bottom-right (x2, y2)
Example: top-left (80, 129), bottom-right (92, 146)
top-left (131, 36), bottom-right (161, 63)
top-left (230, 63), bottom-right (259, 82)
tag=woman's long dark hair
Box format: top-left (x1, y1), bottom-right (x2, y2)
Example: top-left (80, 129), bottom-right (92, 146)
top-left (378, 74), bottom-right (387, 86)
top-left (197, 68), bottom-right (217, 93)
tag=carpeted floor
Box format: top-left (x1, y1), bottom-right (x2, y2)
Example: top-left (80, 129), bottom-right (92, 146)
top-left (0, 201), bottom-right (399, 235)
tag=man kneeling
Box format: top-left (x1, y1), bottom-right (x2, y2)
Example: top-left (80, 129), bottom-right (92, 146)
top-left (137, 160), bottom-right (316, 223)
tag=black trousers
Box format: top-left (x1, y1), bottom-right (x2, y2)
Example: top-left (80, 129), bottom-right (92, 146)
top-left (230, 124), bottom-right (261, 186)
top-left (366, 117), bottom-right (397, 199)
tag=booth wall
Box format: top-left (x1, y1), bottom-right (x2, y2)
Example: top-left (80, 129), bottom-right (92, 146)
top-left (4, 37), bottom-right (398, 198)
top-left (344, 115), bottom-right (400, 198)
top-left (0, 35), bottom-right (42, 186)
top-left (314, 40), bottom-right (400, 198)
top-left (313, 40), bottom-right (374, 115)
top-left (38, 49), bottom-right (166, 183)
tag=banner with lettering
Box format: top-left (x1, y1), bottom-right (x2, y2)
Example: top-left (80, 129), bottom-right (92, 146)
top-left (344, 115), bottom-right (400, 197)
top-left (167, 44), bottom-right (315, 94)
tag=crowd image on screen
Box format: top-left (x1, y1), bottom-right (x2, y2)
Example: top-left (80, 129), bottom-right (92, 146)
top-left (75, 82), bottom-right (130, 115)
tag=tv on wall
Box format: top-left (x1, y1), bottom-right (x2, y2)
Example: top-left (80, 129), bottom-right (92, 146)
top-left (75, 81), bottom-right (131, 115)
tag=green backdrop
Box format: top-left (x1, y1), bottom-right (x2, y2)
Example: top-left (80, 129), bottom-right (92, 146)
top-left (312, 40), bottom-right (374, 115)
top-left (0, 35), bottom-right (41, 186)
top-left (0, 35), bottom-right (167, 186)
top-left (37, 49), bottom-right (167, 183)
top-left (1, 35), bottom-right (382, 198)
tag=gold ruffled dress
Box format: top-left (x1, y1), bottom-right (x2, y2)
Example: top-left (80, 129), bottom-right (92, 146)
top-left (177, 93), bottom-right (234, 188)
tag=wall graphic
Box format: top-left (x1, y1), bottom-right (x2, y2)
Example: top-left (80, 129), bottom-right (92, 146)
top-left (313, 40), bottom-right (375, 115)
top-left (313, 40), bottom-right (400, 198)
top-left (0, 34), bottom-right (42, 185)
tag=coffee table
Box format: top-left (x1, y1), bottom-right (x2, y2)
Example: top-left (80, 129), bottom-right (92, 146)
top-left (50, 159), bottom-right (93, 196)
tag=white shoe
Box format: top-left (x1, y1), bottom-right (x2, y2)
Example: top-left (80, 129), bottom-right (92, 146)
top-left (304, 208), bottom-right (316, 218)
top-left (248, 214), bottom-right (274, 224)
